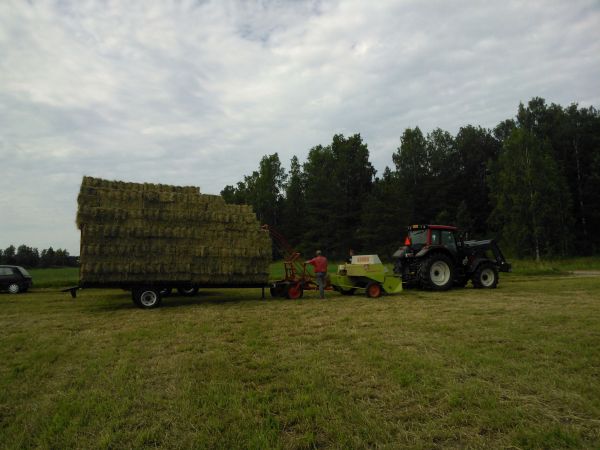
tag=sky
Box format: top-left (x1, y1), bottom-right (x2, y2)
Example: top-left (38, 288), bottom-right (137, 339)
top-left (1, 0), bottom-right (599, 255)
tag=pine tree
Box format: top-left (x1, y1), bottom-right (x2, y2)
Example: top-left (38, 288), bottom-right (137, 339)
top-left (490, 128), bottom-right (572, 259)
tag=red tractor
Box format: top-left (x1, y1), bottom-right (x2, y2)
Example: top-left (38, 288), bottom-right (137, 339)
top-left (393, 224), bottom-right (511, 290)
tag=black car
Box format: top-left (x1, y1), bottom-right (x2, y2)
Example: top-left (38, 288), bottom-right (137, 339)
top-left (0, 265), bottom-right (33, 294)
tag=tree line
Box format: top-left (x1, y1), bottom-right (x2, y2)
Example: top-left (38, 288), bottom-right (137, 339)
top-left (221, 98), bottom-right (600, 261)
top-left (0, 245), bottom-right (77, 268)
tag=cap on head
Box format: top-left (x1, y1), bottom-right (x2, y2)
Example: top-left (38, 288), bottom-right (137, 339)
top-left (316, 250), bottom-right (322, 256)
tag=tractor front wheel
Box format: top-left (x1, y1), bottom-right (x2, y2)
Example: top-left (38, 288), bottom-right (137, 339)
top-left (419, 254), bottom-right (455, 291)
top-left (366, 282), bottom-right (382, 298)
top-left (472, 262), bottom-right (498, 289)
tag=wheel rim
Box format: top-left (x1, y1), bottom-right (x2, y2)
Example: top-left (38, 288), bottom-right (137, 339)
top-left (140, 290), bottom-right (158, 307)
top-left (8, 284), bottom-right (19, 294)
top-left (368, 284), bottom-right (381, 298)
top-left (288, 284), bottom-right (302, 299)
top-left (480, 268), bottom-right (495, 287)
top-left (430, 261), bottom-right (451, 286)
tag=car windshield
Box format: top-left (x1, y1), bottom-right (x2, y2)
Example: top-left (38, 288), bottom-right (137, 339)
top-left (17, 267), bottom-right (31, 277)
top-left (409, 229), bottom-right (428, 245)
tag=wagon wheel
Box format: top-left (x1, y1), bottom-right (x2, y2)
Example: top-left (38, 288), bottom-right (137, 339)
top-left (177, 287), bottom-right (199, 296)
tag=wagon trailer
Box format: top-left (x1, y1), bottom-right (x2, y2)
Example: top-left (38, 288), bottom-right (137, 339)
top-left (68, 176), bottom-right (272, 308)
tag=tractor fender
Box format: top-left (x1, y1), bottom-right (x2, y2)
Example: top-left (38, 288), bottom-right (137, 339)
top-left (467, 257), bottom-right (493, 274)
top-left (415, 246), bottom-right (454, 260)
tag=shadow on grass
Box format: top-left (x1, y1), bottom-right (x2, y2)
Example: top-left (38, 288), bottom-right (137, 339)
top-left (83, 289), bottom-right (279, 312)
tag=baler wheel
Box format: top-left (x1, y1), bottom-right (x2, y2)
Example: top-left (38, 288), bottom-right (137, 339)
top-left (366, 282), bottom-right (382, 298)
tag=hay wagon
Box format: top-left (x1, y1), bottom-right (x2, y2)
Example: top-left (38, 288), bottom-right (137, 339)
top-left (71, 177), bottom-right (272, 308)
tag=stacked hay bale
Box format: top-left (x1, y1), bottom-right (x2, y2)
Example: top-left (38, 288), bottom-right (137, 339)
top-left (76, 176), bottom-right (271, 286)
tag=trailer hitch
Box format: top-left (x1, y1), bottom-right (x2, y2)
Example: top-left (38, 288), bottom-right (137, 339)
top-left (61, 286), bottom-right (80, 298)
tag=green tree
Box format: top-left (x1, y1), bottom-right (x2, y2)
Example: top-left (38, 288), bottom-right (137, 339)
top-left (221, 153), bottom-right (287, 227)
top-left (302, 144), bottom-right (338, 255)
top-left (54, 249), bottom-right (71, 267)
top-left (303, 134), bottom-right (375, 258)
top-left (453, 125), bottom-right (501, 236)
top-left (40, 247), bottom-right (56, 268)
top-left (515, 98), bottom-right (600, 253)
top-left (455, 200), bottom-right (474, 233)
top-left (15, 245), bottom-right (40, 268)
top-left (358, 168), bottom-right (410, 257)
top-left (3, 245), bottom-right (16, 264)
top-left (254, 154), bottom-right (287, 227)
top-left (280, 156), bottom-right (306, 248)
top-left (425, 128), bottom-right (459, 223)
top-left (330, 134), bottom-right (376, 253)
top-left (392, 127), bottom-right (464, 227)
top-left (220, 181), bottom-right (248, 205)
top-left (392, 127), bottom-right (428, 223)
top-left (490, 128), bottom-right (572, 259)
top-left (493, 119), bottom-right (516, 145)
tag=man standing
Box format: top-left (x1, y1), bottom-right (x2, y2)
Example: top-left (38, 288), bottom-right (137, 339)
top-left (306, 250), bottom-right (328, 299)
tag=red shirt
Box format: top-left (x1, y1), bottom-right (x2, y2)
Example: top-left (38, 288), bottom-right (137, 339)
top-left (307, 255), bottom-right (328, 273)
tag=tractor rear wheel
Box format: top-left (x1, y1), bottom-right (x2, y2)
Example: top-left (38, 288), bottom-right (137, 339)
top-left (366, 282), bottom-right (382, 298)
top-left (472, 262), bottom-right (498, 289)
top-left (419, 254), bottom-right (455, 291)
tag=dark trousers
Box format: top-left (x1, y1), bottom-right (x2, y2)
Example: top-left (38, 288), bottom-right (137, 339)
top-left (315, 272), bottom-right (326, 298)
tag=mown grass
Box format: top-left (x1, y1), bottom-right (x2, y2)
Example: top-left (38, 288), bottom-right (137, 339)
top-left (1, 275), bottom-right (599, 448)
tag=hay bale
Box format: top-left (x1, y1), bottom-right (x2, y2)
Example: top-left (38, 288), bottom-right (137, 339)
top-left (77, 176), bottom-right (271, 285)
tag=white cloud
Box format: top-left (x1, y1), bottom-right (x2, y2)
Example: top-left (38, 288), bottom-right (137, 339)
top-left (0, 0), bottom-right (599, 253)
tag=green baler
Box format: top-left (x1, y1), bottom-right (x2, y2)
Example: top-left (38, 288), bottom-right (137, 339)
top-left (329, 255), bottom-right (403, 298)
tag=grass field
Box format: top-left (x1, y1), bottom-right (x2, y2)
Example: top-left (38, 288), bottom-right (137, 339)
top-left (26, 256), bottom-right (600, 288)
top-left (28, 267), bottom-right (80, 288)
top-left (1, 270), bottom-right (599, 448)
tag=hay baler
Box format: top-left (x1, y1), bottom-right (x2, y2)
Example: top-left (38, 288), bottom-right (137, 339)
top-left (329, 255), bottom-right (402, 298)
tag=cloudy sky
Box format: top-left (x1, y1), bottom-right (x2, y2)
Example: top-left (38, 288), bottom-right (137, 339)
top-left (1, 0), bottom-right (599, 254)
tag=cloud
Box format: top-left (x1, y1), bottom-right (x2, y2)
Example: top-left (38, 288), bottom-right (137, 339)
top-left (0, 0), bottom-right (599, 253)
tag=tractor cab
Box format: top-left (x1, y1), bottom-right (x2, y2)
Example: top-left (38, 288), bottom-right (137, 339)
top-left (395, 224), bottom-right (460, 258)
